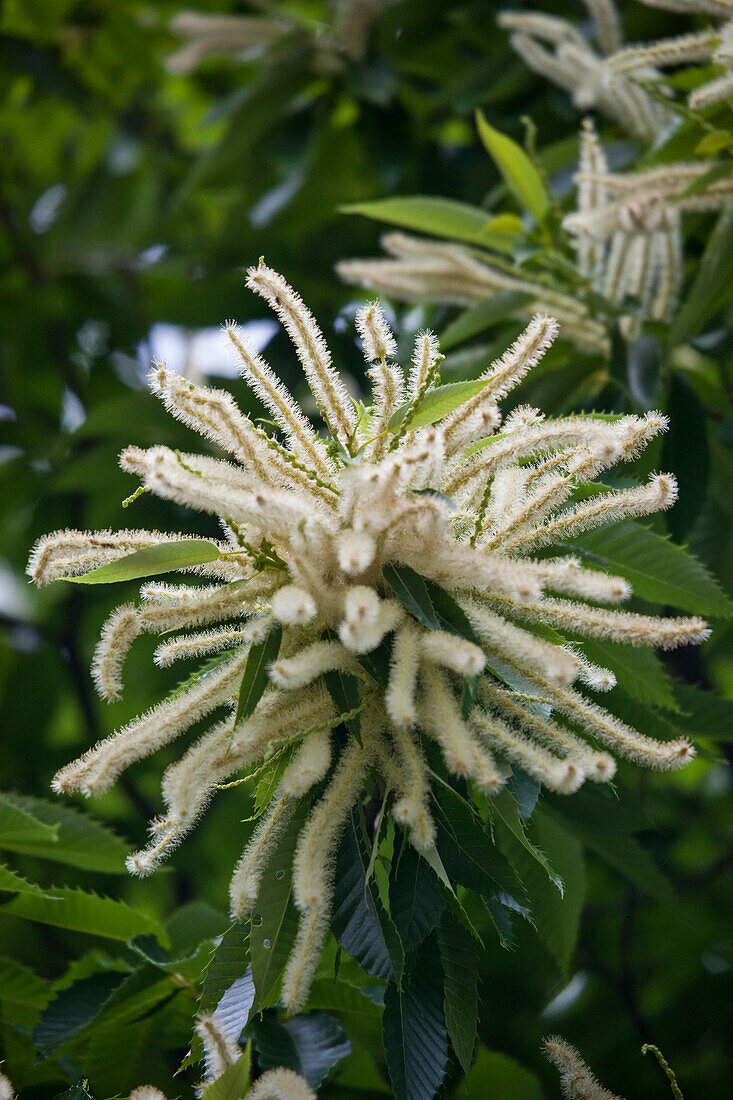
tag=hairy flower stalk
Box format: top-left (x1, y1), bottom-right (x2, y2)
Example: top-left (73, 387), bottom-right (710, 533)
top-left (544, 1036), bottom-right (624, 1100)
top-left (29, 263), bottom-right (708, 1013)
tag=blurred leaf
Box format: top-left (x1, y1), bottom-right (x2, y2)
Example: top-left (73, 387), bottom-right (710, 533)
top-left (663, 373), bottom-right (710, 541)
top-left (440, 291), bottom-right (530, 350)
top-left (671, 208), bottom-right (733, 343)
top-left (343, 196), bottom-right (518, 252)
top-left (2, 886), bottom-right (167, 942)
top-left (456, 1048), bottom-right (544, 1099)
top-left (492, 790), bottom-right (563, 895)
top-left (627, 334), bottom-right (662, 410)
top-left (476, 111), bottom-right (549, 223)
top-left (571, 521), bottom-right (733, 616)
top-left (673, 683), bottom-right (733, 741)
top-left (250, 1010), bottom-right (351, 1090)
top-left (65, 540), bottom-right (223, 584)
top-left (0, 793), bottom-right (58, 850)
top-left (235, 623), bottom-right (282, 727)
top-left (0, 792), bottom-right (129, 872)
top-left (383, 934), bottom-right (448, 1100)
top-left (331, 807), bottom-right (404, 982)
top-left (0, 864), bottom-right (58, 898)
top-left (551, 790), bottom-right (676, 907)
top-left (437, 911), bottom-right (478, 1073)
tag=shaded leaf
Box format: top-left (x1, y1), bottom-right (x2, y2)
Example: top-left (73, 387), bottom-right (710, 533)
top-left (331, 807), bottom-right (404, 982)
top-left (390, 835), bottom-right (446, 953)
top-left (33, 969), bottom-right (128, 1059)
top-left (456, 1048), bottom-right (543, 1099)
top-left (201, 1047), bottom-right (252, 1100)
top-left (383, 934), bottom-right (449, 1100)
top-left (250, 1010), bottom-right (351, 1090)
top-left (0, 792), bottom-right (129, 872)
top-left (437, 911), bottom-right (478, 1073)
top-left (580, 639), bottom-right (677, 711)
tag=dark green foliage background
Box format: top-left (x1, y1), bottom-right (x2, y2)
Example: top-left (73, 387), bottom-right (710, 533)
top-left (1, 1), bottom-right (732, 1097)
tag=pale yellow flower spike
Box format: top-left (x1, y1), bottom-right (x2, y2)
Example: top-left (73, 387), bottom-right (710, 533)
top-left (246, 1067), bottom-right (316, 1100)
top-left (544, 1035), bottom-right (624, 1100)
top-left (129, 1088), bottom-right (167, 1100)
top-left (30, 265), bottom-right (710, 1014)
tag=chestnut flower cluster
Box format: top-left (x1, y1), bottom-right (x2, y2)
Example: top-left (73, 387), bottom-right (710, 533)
top-left (29, 264), bottom-right (708, 1011)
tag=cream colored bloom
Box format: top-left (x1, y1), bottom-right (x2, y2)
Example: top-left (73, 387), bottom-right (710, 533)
top-left (544, 1036), bottom-right (624, 1100)
top-left (29, 263), bottom-right (707, 1012)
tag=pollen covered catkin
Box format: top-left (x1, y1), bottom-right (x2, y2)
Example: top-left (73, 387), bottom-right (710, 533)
top-left (29, 264), bottom-right (708, 1014)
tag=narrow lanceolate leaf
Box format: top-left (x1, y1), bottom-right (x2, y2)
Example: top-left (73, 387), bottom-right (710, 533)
top-left (383, 934), bottom-right (449, 1100)
top-left (331, 808), bottom-right (404, 982)
top-left (475, 110), bottom-right (549, 224)
top-left (388, 379), bottom-right (495, 434)
top-left (1, 887), bottom-right (167, 943)
top-left (64, 539), bottom-right (222, 584)
top-left (249, 801), bottom-right (309, 1012)
top-left (0, 793), bottom-right (58, 850)
top-left (0, 792), bottom-right (129, 872)
top-left (250, 1010), bottom-right (351, 1090)
top-left (571, 520), bottom-right (733, 617)
top-left (235, 622), bottom-right (282, 727)
top-left (437, 911), bottom-right (479, 1074)
top-left (33, 969), bottom-right (128, 1059)
top-left (440, 291), bottom-right (530, 350)
top-left (201, 1047), bottom-right (252, 1100)
top-left (342, 196), bottom-right (520, 253)
top-left (389, 834), bottom-right (446, 953)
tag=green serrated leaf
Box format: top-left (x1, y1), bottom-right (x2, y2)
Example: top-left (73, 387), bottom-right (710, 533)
top-left (0, 792), bottom-right (59, 851)
top-left (331, 807), bottom-right (404, 982)
top-left (476, 110), bottom-right (549, 223)
top-left (1, 886), bottom-right (167, 943)
top-left (250, 1010), bottom-right (351, 1090)
top-left (571, 520), bottom-right (733, 616)
top-left (0, 792), bottom-right (129, 872)
top-left (432, 783), bottom-right (523, 903)
top-left (235, 623), bottom-right (282, 727)
top-left (389, 833), bottom-right (446, 953)
top-left (491, 789), bottom-right (564, 895)
top-left (63, 539), bottom-right (222, 584)
top-left (437, 911), bottom-right (478, 1073)
top-left (201, 1047), bottom-right (252, 1100)
top-left (0, 956), bottom-right (51, 1029)
top-left (341, 196), bottom-right (520, 253)
top-left (0, 864), bottom-right (59, 898)
top-left (383, 934), bottom-right (448, 1100)
top-left (580, 639), bottom-right (678, 711)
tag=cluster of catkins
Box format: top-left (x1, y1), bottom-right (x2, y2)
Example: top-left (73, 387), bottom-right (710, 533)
top-left (29, 264), bottom-right (708, 1011)
top-left (340, 0), bottom-right (733, 341)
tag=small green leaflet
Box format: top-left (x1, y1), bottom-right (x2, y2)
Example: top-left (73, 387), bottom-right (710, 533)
top-left (341, 195), bottom-right (521, 253)
top-left (388, 378), bottom-right (495, 434)
top-left (234, 623), bottom-right (282, 727)
top-left (200, 1047), bottom-right (252, 1100)
top-left (64, 540), bottom-right (222, 584)
top-left (383, 563), bottom-right (481, 647)
top-left (475, 110), bottom-right (549, 224)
